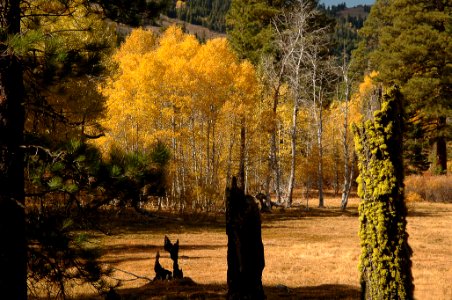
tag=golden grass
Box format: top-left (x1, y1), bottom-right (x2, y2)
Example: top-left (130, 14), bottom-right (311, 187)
top-left (38, 196), bottom-right (452, 299)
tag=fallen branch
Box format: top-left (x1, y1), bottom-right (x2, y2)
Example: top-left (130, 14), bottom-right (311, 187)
top-left (111, 267), bottom-right (153, 282)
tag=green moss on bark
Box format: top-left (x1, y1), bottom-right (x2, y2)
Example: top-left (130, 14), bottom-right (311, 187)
top-left (353, 86), bottom-right (414, 299)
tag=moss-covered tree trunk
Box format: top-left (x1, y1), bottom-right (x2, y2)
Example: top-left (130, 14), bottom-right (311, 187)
top-left (353, 86), bottom-right (414, 299)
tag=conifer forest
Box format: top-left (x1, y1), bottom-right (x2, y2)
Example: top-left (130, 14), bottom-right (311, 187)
top-left (0, 0), bottom-right (451, 299)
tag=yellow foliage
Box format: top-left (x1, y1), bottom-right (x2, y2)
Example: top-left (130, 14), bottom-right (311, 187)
top-left (21, 0), bottom-right (116, 140)
top-left (358, 71), bottom-right (379, 95)
top-left (405, 191), bottom-right (423, 203)
top-left (114, 28), bottom-right (157, 60)
top-left (349, 71), bottom-right (380, 124)
top-left (22, 0), bottom-right (115, 54)
top-left (96, 25), bottom-right (261, 203)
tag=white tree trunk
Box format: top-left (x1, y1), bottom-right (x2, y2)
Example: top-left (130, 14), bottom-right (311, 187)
top-left (286, 100), bottom-right (299, 207)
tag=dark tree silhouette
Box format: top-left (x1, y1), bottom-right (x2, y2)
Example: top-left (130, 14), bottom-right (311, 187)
top-left (153, 251), bottom-right (172, 280)
top-left (226, 177), bottom-right (265, 300)
top-left (164, 236), bottom-right (183, 279)
top-left (0, 1), bottom-right (27, 298)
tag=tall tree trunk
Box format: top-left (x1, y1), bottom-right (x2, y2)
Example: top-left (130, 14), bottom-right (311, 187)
top-left (340, 69), bottom-right (352, 210)
top-left (317, 112), bottom-right (324, 208)
top-left (211, 119), bottom-right (216, 186)
top-left (435, 116), bottom-right (447, 174)
top-left (317, 101), bottom-right (325, 208)
top-left (238, 117), bottom-right (246, 191)
top-left (171, 114), bottom-right (180, 208)
top-left (190, 118), bottom-right (201, 208)
top-left (226, 128), bottom-right (236, 187)
top-left (0, 1), bottom-right (27, 298)
top-left (354, 86), bottom-right (413, 299)
top-left (205, 118), bottom-right (211, 205)
top-left (286, 101), bottom-right (299, 207)
top-left (269, 88), bottom-right (282, 203)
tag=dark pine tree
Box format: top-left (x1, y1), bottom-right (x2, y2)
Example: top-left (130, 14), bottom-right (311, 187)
top-left (0, 1), bottom-right (169, 298)
top-left (0, 0), bottom-right (27, 298)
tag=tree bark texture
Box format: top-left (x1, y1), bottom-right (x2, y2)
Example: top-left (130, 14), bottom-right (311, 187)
top-left (340, 70), bottom-right (352, 210)
top-left (354, 87), bottom-right (413, 299)
top-left (286, 101), bottom-right (299, 207)
top-left (226, 177), bottom-right (265, 300)
top-left (317, 106), bottom-right (325, 208)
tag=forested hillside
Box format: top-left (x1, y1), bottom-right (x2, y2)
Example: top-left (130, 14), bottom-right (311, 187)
top-left (166, 0), bottom-right (231, 32)
top-left (320, 3), bottom-right (371, 57)
top-left (165, 1), bottom-right (370, 58)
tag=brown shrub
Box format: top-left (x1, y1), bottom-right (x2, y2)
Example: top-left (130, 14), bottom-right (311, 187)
top-left (405, 175), bottom-right (452, 202)
top-left (406, 191), bottom-right (423, 203)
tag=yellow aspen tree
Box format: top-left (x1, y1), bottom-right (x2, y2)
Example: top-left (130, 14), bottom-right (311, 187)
top-left (97, 26), bottom-right (260, 209)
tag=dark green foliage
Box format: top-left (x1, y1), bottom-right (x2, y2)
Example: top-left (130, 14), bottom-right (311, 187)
top-left (404, 115), bottom-right (430, 174)
top-left (318, 3), bottom-right (369, 60)
top-left (27, 213), bottom-right (110, 297)
top-left (25, 138), bottom-right (169, 212)
top-left (101, 145), bottom-right (168, 208)
top-left (24, 138), bottom-right (169, 296)
top-left (353, 86), bottom-right (414, 299)
top-left (150, 140), bottom-right (171, 167)
top-left (227, 0), bottom-right (334, 65)
top-left (226, 0), bottom-right (283, 64)
top-left (351, 0), bottom-right (452, 173)
top-left (90, 0), bottom-right (171, 26)
top-left (25, 139), bottom-right (108, 296)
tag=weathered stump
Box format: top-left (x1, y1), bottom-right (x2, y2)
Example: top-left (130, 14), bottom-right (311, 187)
top-left (154, 251), bottom-right (172, 280)
top-left (164, 236), bottom-right (183, 279)
top-left (153, 236), bottom-right (183, 280)
top-left (226, 177), bottom-right (265, 300)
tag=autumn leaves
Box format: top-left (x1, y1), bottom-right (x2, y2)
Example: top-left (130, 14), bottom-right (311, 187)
top-left (96, 26), bottom-right (258, 206)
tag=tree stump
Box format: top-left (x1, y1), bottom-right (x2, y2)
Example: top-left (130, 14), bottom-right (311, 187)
top-left (226, 177), bottom-right (265, 300)
top-left (153, 251), bottom-right (172, 280)
top-left (153, 236), bottom-right (183, 280)
top-left (164, 236), bottom-right (183, 279)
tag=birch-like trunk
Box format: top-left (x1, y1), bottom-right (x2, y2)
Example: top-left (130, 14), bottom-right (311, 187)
top-left (270, 121), bottom-right (282, 202)
top-left (286, 101), bottom-right (299, 207)
top-left (341, 70), bottom-right (352, 210)
top-left (317, 105), bottom-right (325, 208)
top-left (269, 89), bottom-right (282, 203)
top-left (238, 118), bottom-right (246, 191)
top-left (312, 63), bottom-right (325, 208)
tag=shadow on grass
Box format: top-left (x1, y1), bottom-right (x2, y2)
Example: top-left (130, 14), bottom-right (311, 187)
top-left (94, 205), bottom-right (360, 236)
top-left (262, 206), bottom-right (359, 224)
top-left (101, 243), bottom-right (226, 265)
top-left (95, 209), bottom-right (225, 235)
top-left (74, 280), bottom-right (360, 299)
top-left (104, 244), bottom-right (223, 256)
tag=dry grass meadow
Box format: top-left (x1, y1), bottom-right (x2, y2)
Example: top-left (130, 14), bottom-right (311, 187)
top-left (56, 195), bottom-right (451, 299)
